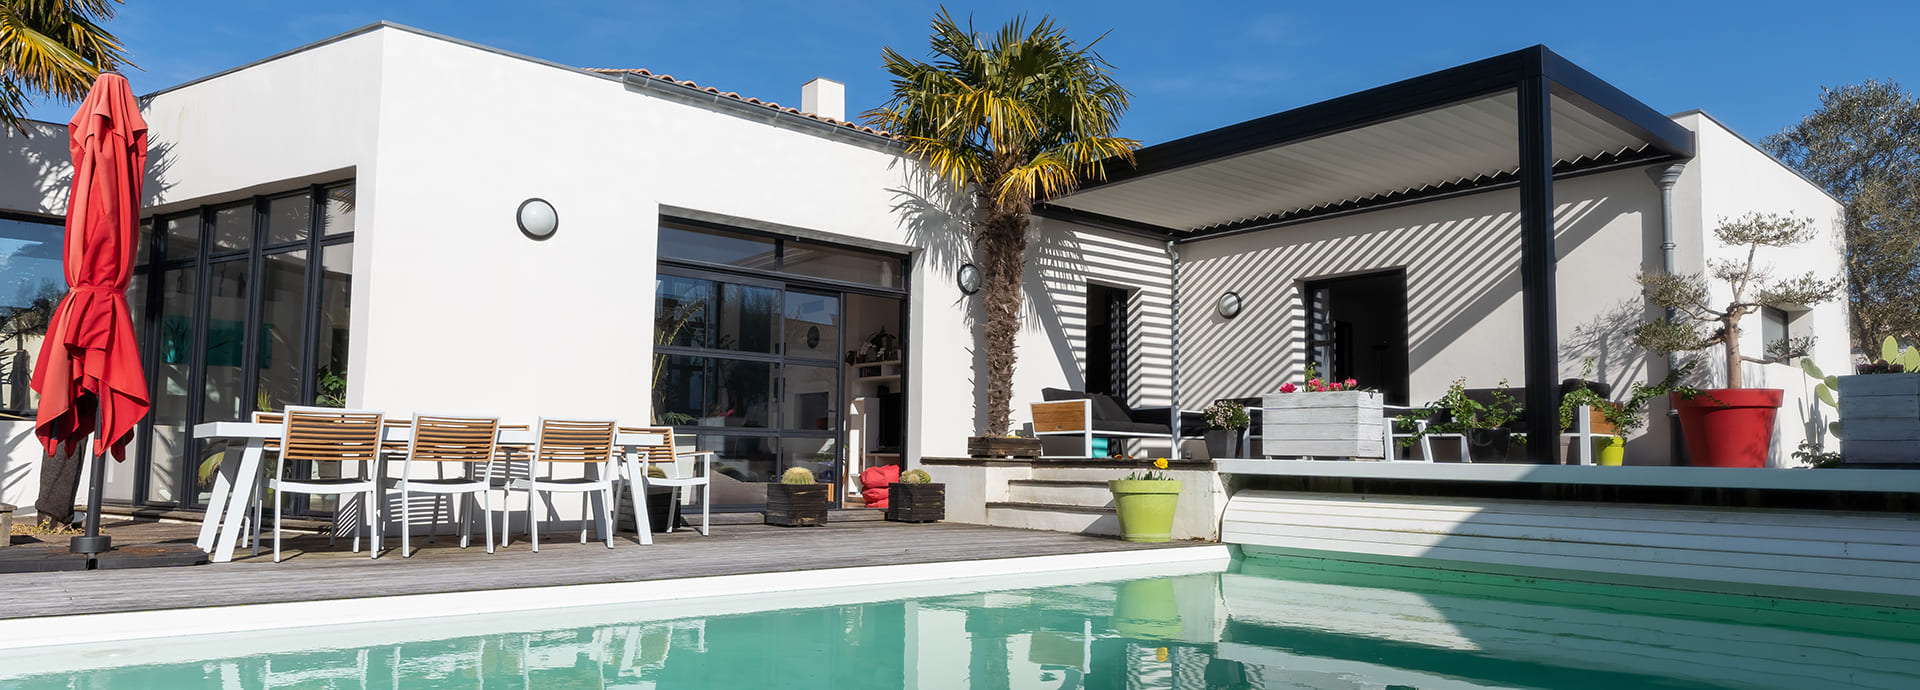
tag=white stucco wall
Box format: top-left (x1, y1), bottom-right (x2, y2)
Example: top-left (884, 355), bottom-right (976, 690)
top-left (354, 28), bottom-right (984, 466)
top-left (1177, 165), bottom-right (1677, 461)
top-left (1676, 112), bottom-right (1849, 467)
top-left (1173, 115), bottom-right (1850, 466)
top-left (1008, 219), bottom-right (1175, 433)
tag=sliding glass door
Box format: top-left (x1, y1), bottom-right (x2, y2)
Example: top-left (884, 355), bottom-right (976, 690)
top-left (652, 218), bottom-right (909, 511)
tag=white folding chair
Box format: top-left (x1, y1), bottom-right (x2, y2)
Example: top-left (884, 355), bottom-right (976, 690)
top-left (621, 426), bottom-right (714, 536)
top-left (503, 418), bottom-right (619, 552)
top-left (267, 407), bottom-right (386, 562)
top-left (395, 414), bottom-right (502, 556)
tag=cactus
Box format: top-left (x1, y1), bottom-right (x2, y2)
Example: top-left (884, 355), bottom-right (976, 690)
top-left (901, 468), bottom-right (933, 485)
top-left (780, 467), bottom-right (816, 485)
top-left (647, 466), bottom-right (668, 479)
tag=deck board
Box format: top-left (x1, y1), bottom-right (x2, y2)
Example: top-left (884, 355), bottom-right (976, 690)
top-left (1, 519), bottom-right (1179, 620)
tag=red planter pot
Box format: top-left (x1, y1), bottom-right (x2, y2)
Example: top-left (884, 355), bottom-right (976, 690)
top-left (1672, 388), bottom-right (1783, 468)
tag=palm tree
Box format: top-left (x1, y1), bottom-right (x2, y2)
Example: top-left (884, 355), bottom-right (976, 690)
top-left (865, 10), bottom-right (1137, 436)
top-left (0, 0), bottom-right (133, 133)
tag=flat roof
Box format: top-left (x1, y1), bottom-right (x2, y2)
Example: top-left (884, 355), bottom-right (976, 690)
top-left (1038, 45), bottom-right (1694, 242)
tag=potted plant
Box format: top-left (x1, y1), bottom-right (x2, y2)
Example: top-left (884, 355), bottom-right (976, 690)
top-left (1399, 378), bottom-right (1523, 462)
top-left (1632, 212), bottom-right (1843, 467)
top-left (886, 468), bottom-right (944, 523)
top-left (1200, 400), bottom-right (1250, 460)
top-left (1108, 458), bottom-right (1179, 543)
top-left (765, 467), bottom-right (829, 527)
top-left (1261, 366), bottom-right (1384, 459)
top-left (1830, 337), bottom-right (1920, 466)
top-left (1558, 362), bottom-right (1698, 465)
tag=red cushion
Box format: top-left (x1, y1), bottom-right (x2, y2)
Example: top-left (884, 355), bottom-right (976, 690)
top-left (860, 465), bottom-right (901, 508)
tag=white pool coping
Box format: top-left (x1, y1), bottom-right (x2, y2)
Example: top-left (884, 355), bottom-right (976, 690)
top-left (0, 544), bottom-right (1232, 666)
top-left (1216, 459), bottom-right (1920, 493)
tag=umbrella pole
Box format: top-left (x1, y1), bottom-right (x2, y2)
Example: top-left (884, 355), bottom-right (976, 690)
top-left (70, 402), bottom-right (111, 558)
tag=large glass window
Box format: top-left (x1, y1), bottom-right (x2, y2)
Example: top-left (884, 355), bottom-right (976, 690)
top-left (0, 214), bottom-right (63, 414)
top-left (654, 223), bottom-right (908, 512)
top-left (658, 223), bottom-right (776, 269)
top-left (126, 182), bottom-right (355, 510)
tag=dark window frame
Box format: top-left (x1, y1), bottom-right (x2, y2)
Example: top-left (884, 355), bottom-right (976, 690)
top-left (128, 181), bottom-right (354, 511)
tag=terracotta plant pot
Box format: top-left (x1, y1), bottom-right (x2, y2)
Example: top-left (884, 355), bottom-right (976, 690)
top-left (1672, 389), bottom-right (1783, 468)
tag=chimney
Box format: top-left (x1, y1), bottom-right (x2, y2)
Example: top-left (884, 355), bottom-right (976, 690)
top-left (801, 77), bottom-right (845, 122)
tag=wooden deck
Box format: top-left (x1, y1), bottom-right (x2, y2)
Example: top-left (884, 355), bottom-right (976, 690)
top-left (1, 517), bottom-right (1184, 620)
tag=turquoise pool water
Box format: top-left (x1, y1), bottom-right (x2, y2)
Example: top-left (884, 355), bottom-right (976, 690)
top-left (5, 555), bottom-right (1918, 689)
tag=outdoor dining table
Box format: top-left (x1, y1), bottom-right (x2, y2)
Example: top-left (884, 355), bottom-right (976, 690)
top-left (190, 421), bottom-right (667, 563)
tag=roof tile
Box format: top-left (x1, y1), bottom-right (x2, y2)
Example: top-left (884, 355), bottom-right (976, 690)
top-left (583, 67), bottom-right (893, 138)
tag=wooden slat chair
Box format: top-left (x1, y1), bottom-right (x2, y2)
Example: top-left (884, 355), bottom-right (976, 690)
top-left (1030, 389), bottom-right (1198, 458)
top-left (502, 418), bottom-right (620, 552)
top-left (268, 406), bottom-right (386, 562)
top-left (619, 426), bottom-right (714, 537)
top-left (395, 414), bottom-right (502, 557)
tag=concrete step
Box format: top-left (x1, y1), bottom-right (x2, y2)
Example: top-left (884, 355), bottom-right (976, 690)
top-left (1006, 479), bottom-right (1114, 508)
top-left (986, 501), bottom-right (1119, 536)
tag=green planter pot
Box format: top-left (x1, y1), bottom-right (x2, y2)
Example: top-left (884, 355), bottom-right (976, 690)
top-left (1592, 436), bottom-right (1626, 466)
top-left (1108, 479), bottom-right (1182, 543)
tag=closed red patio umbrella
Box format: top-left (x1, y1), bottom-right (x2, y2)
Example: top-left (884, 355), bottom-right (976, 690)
top-left (30, 72), bottom-right (151, 556)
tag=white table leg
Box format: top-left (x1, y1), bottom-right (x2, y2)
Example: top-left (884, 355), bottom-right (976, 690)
top-left (196, 441), bottom-right (244, 551)
top-left (211, 439), bottom-right (266, 563)
top-left (624, 457), bottom-right (652, 545)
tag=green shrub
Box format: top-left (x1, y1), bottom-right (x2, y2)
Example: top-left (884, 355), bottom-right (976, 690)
top-left (901, 468), bottom-right (933, 485)
top-left (780, 467), bottom-right (816, 485)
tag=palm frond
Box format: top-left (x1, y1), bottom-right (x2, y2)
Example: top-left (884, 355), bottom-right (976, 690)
top-left (0, 0), bottom-right (132, 134)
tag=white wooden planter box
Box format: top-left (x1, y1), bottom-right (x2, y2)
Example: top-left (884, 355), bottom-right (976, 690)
top-left (1838, 373), bottom-right (1920, 465)
top-left (1262, 391), bottom-right (1385, 459)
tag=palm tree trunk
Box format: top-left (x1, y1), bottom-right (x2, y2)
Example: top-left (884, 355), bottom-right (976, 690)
top-left (977, 203), bottom-right (1030, 436)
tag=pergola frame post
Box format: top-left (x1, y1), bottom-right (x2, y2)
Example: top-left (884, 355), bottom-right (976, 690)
top-left (1517, 71), bottom-right (1558, 464)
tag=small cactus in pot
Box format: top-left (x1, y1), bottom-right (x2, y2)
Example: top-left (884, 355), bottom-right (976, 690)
top-left (887, 467), bottom-right (944, 523)
top-left (767, 466), bottom-right (828, 527)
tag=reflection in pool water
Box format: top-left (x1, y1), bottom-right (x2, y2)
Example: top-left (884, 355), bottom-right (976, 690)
top-left (6, 555), bottom-right (1919, 688)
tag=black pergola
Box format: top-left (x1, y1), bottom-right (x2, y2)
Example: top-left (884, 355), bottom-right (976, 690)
top-left (1036, 45), bottom-right (1696, 463)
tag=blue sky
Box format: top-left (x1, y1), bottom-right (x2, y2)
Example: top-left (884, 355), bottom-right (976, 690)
top-left (27, 1), bottom-right (1920, 148)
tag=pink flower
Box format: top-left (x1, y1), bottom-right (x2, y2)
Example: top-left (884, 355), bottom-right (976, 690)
top-left (1279, 382), bottom-right (1297, 393)
top-left (1343, 378), bottom-right (1358, 389)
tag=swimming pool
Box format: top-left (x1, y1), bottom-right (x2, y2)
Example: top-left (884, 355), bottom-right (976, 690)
top-left (4, 552), bottom-right (1916, 688)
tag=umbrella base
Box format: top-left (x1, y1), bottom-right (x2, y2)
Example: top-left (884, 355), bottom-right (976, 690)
top-left (0, 548), bottom-right (90, 573)
top-left (69, 534), bottom-right (111, 555)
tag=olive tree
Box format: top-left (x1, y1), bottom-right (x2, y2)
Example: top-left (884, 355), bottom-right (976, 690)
top-left (1631, 212), bottom-right (1844, 388)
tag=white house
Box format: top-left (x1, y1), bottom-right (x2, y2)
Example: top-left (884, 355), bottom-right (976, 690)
top-left (0, 23), bottom-right (1848, 521)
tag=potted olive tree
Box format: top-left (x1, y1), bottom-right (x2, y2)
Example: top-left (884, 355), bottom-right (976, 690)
top-left (1632, 212), bottom-right (1842, 467)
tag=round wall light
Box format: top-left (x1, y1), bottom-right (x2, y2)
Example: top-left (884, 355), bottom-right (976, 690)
top-left (1217, 291), bottom-right (1243, 319)
top-left (957, 262), bottom-right (982, 295)
top-left (517, 198), bottom-right (558, 240)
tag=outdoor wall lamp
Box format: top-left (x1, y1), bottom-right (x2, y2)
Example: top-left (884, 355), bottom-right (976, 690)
top-left (957, 262), bottom-right (982, 295)
top-left (1217, 291), bottom-right (1243, 319)
top-left (517, 198), bottom-right (558, 240)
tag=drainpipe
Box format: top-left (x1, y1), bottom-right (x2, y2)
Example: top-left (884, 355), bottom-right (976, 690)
top-left (1654, 163), bottom-right (1687, 464)
top-left (1166, 240), bottom-right (1182, 457)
